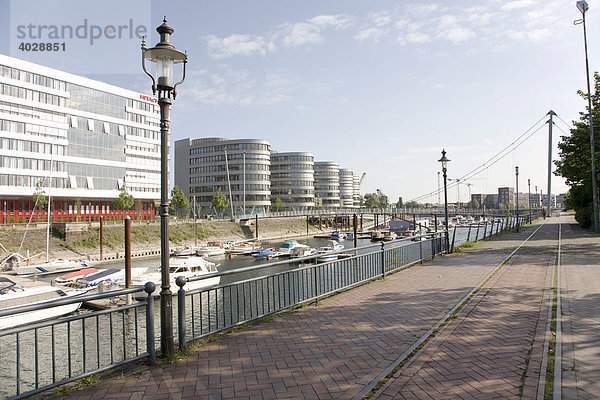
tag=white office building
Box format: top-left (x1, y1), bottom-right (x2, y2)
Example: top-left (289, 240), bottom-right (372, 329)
top-left (0, 54), bottom-right (161, 223)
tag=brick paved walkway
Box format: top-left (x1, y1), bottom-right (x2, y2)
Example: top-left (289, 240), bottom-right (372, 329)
top-left (371, 221), bottom-right (558, 400)
top-left (59, 215), bottom-right (599, 400)
top-left (559, 217), bottom-right (600, 399)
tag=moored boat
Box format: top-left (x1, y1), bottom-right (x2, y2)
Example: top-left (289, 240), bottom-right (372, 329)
top-left (370, 231), bottom-right (385, 241)
top-left (277, 239), bottom-right (309, 255)
top-left (331, 231), bottom-right (346, 240)
top-left (54, 267), bottom-right (99, 284)
top-left (316, 240), bottom-right (344, 262)
top-left (132, 257), bottom-right (220, 297)
top-left (382, 231), bottom-right (398, 241)
top-left (14, 259), bottom-right (99, 276)
top-left (251, 248), bottom-right (278, 259)
top-left (0, 277), bottom-right (90, 330)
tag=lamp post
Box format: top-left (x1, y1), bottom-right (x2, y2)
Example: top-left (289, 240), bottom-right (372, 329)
top-left (515, 167), bottom-right (519, 232)
top-left (528, 178), bottom-right (532, 223)
top-left (141, 17), bottom-right (187, 355)
top-left (576, 0), bottom-right (599, 232)
top-left (438, 149), bottom-right (450, 253)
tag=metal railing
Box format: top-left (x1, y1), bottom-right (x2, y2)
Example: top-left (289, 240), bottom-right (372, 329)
top-left (174, 233), bottom-right (446, 348)
top-left (0, 283), bottom-right (156, 400)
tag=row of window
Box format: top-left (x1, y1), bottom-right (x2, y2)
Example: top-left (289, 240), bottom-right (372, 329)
top-left (0, 174), bottom-right (67, 189)
top-left (271, 189), bottom-right (315, 196)
top-left (189, 142), bottom-right (270, 155)
top-left (190, 153), bottom-right (270, 165)
top-left (271, 180), bottom-right (314, 187)
top-left (270, 164), bottom-right (314, 171)
top-left (0, 155), bottom-right (63, 172)
top-left (315, 171), bottom-right (339, 177)
top-left (271, 155), bottom-right (314, 162)
top-left (193, 194), bottom-right (271, 203)
top-left (0, 137), bottom-right (62, 155)
top-left (271, 172), bottom-right (313, 179)
top-left (0, 64), bottom-right (68, 92)
top-left (0, 100), bottom-right (67, 124)
top-left (0, 117), bottom-right (66, 139)
top-left (0, 82), bottom-right (64, 106)
top-left (189, 163), bottom-right (270, 174)
top-left (190, 183), bottom-right (271, 193)
top-left (189, 173), bottom-right (270, 184)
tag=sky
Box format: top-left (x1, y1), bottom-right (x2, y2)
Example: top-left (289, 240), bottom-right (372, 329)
top-left (1, 0), bottom-right (599, 204)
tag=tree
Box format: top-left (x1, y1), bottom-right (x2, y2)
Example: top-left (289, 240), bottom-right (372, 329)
top-left (376, 189), bottom-right (389, 208)
top-left (32, 180), bottom-right (47, 212)
top-left (363, 193), bottom-right (380, 208)
top-left (271, 197), bottom-right (285, 212)
top-left (169, 185), bottom-right (189, 217)
top-left (396, 197), bottom-right (403, 209)
top-left (211, 188), bottom-right (229, 216)
top-left (114, 187), bottom-right (134, 210)
top-left (555, 72), bottom-right (600, 228)
top-left (503, 202), bottom-right (512, 217)
top-left (405, 200), bottom-right (420, 209)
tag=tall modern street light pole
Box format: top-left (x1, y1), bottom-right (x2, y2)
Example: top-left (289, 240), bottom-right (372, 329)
top-left (516, 166), bottom-right (519, 232)
top-left (528, 178), bottom-right (532, 223)
top-left (438, 150), bottom-right (450, 253)
top-left (141, 17), bottom-right (187, 355)
top-left (576, 0), bottom-right (599, 232)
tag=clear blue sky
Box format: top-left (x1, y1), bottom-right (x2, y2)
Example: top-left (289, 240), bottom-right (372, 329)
top-left (1, 0), bottom-right (598, 204)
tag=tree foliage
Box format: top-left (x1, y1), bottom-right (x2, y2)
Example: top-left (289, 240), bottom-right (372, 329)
top-left (405, 200), bottom-right (420, 209)
top-left (169, 185), bottom-right (190, 217)
top-left (555, 72), bottom-right (600, 228)
top-left (114, 187), bottom-right (134, 210)
top-left (211, 188), bottom-right (229, 214)
top-left (363, 189), bottom-right (390, 208)
top-left (271, 197), bottom-right (285, 212)
top-left (32, 180), bottom-right (47, 211)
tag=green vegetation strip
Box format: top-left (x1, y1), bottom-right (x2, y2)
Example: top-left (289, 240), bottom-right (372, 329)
top-left (359, 224), bottom-right (545, 400)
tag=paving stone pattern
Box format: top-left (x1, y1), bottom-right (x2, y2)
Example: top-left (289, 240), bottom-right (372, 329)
top-left (60, 215), bottom-right (600, 400)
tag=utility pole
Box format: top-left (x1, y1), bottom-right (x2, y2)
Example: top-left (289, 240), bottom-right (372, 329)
top-left (547, 110), bottom-right (555, 217)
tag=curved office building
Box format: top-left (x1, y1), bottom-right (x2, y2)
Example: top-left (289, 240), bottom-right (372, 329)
top-left (175, 138), bottom-right (271, 215)
top-left (353, 175), bottom-right (361, 208)
top-left (339, 168), bottom-right (355, 208)
top-left (314, 161), bottom-right (340, 208)
top-left (270, 152), bottom-right (315, 208)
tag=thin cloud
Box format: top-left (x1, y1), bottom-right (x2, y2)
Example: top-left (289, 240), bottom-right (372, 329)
top-left (502, 0), bottom-right (537, 11)
top-left (205, 34), bottom-right (267, 59)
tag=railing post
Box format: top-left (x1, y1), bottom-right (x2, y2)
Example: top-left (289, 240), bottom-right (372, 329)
top-left (475, 222), bottom-right (480, 241)
top-left (145, 282), bottom-right (156, 363)
top-left (380, 242), bottom-right (386, 278)
top-left (431, 234), bottom-right (435, 259)
top-left (467, 224), bottom-right (472, 242)
top-left (176, 276), bottom-right (187, 350)
top-left (419, 237), bottom-right (423, 263)
top-left (450, 226), bottom-right (456, 253)
top-left (483, 221), bottom-right (487, 239)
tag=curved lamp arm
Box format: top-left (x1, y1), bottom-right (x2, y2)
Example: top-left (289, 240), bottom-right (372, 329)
top-left (141, 38), bottom-right (157, 95)
top-left (172, 53), bottom-right (187, 100)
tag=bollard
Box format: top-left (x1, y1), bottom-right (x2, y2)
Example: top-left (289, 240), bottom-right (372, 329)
top-left (176, 276), bottom-right (187, 350)
top-left (145, 282), bottom-right (156, 363)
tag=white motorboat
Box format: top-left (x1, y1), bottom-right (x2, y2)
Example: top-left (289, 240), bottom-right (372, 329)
top-left (132, 256), bottom-right (220, 297)
top-left (14, 259), bottom-right (99, 276)
top-left (195, 245), bottom-right (226, 257)
top-left (289, 246), bottom-right (318, 259)
top-left (382, 231), bottom-right (398, 241)
top-left (316, 240), bottom-right (344, 262)
top-left (54, 267), bottom-right (99, 284)
top-left (277, 239), bottom-right (309, 255)
top-left (0, 277), bottom-right (90, 330)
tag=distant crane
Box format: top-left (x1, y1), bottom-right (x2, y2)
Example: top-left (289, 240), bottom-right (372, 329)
top-left (358, 172), bottom-right (366, 193)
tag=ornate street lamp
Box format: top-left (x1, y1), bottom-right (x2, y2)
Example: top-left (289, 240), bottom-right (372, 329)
top-left (141, 17), bottom-right (187, 355)
top-left (438, 149), bottom-right (450, 253)
top-left (575, 1), bottom-right (599, 232)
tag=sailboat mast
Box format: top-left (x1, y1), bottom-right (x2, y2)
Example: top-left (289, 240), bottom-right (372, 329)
top-left (45, 142), bottom-right (54, 262)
